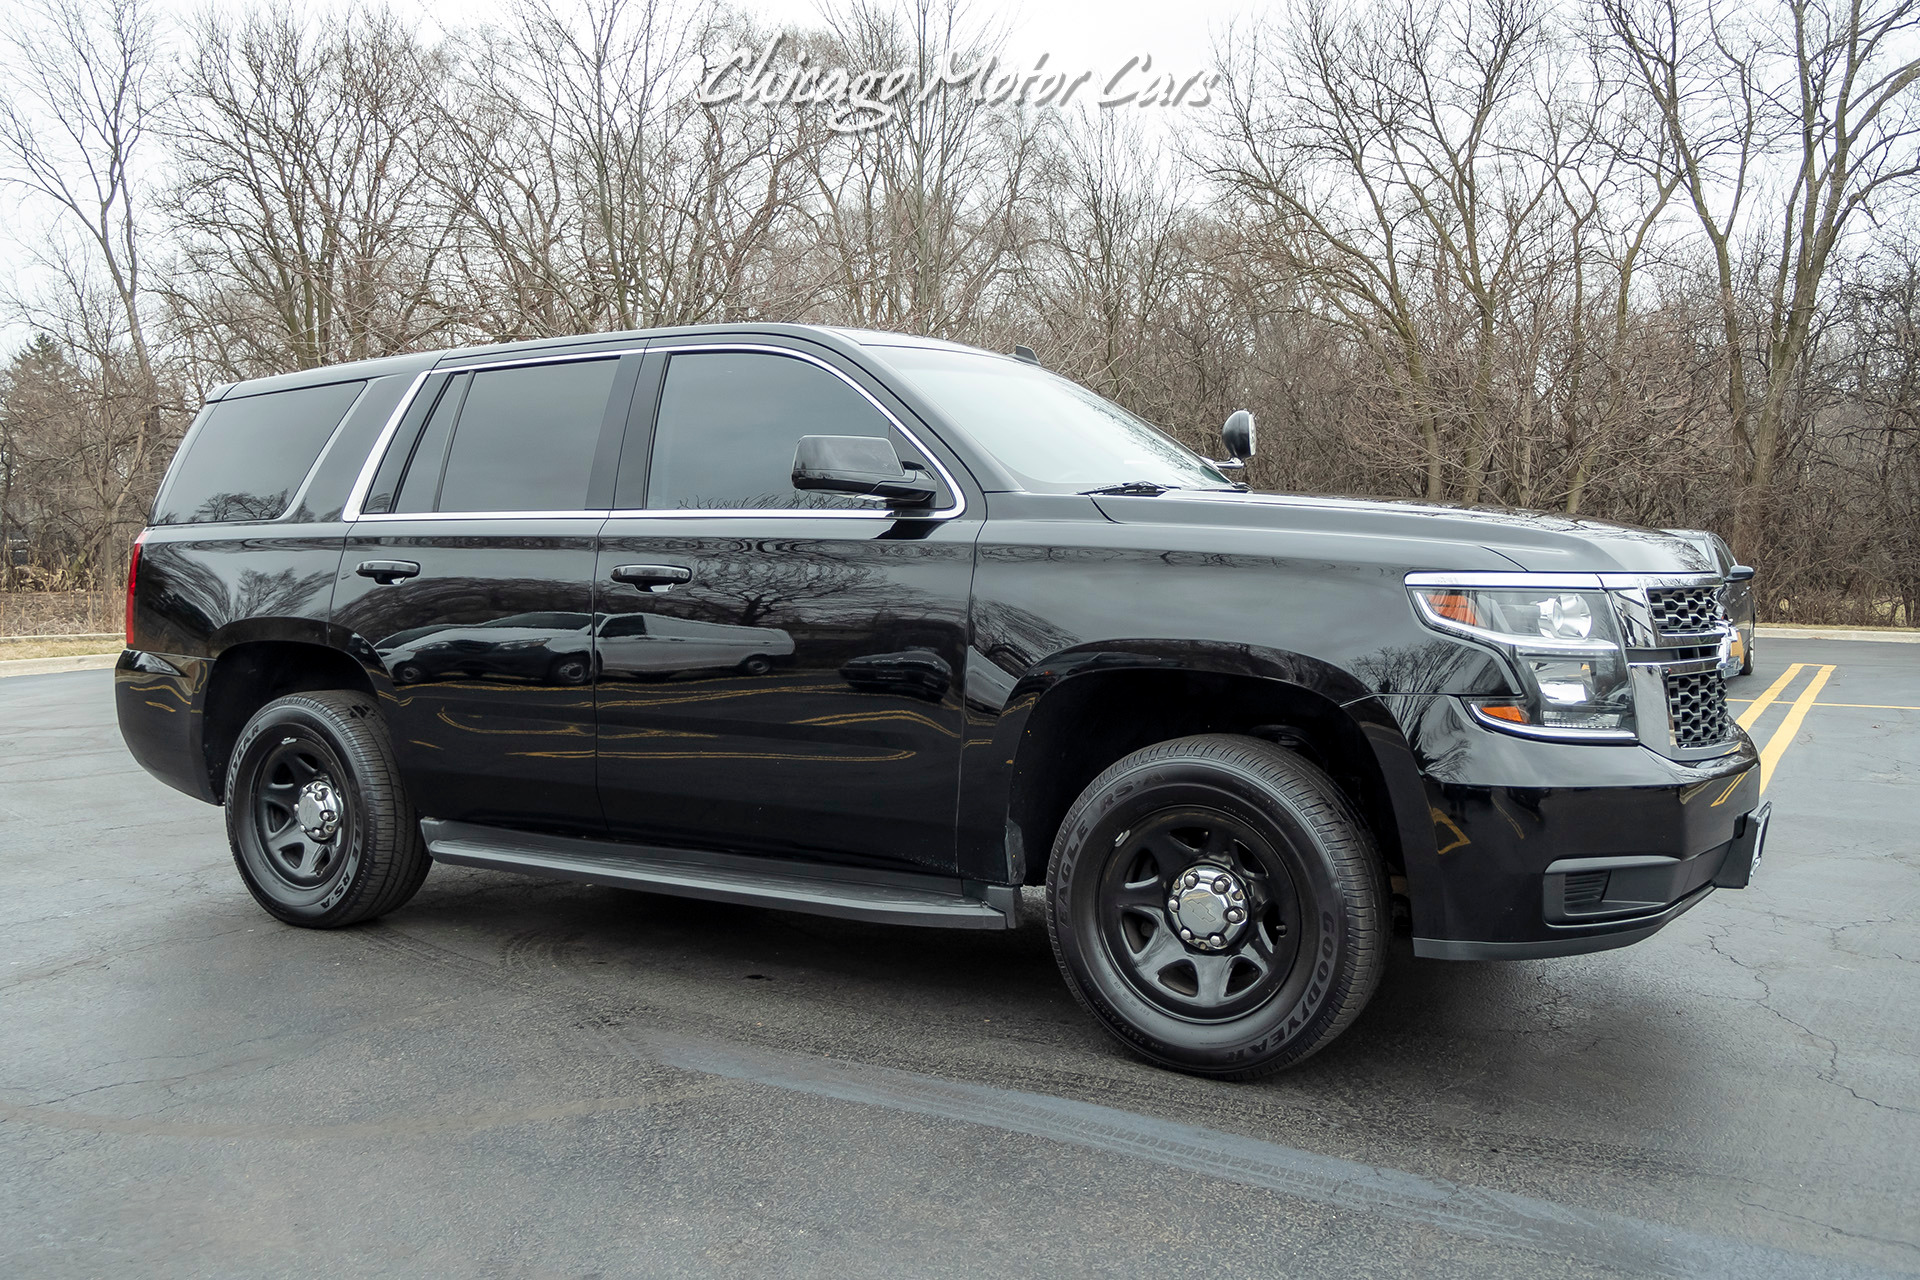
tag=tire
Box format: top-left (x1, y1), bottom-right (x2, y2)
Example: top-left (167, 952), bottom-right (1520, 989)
top-left (1740, 626), bottom-right (1755, 676)
top-left (549, 654), bottom-right (591, 685)
top-left (737, 654), bottom-right (772, 677)
top-left (224, 690), bottom-right (431, 928)
top-left (1045, 734), bottom-right (1388, 1079)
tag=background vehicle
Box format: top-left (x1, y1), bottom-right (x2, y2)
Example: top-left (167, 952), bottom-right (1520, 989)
top-left (1663, 528), bottom-right (1757, 675)
top-left (117, 324), bottom-right (1769, 1079)
top-left (597, 612), bottom-right (794, 680)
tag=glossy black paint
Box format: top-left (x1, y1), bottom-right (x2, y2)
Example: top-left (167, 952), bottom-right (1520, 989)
top-left (594, 514), bottom-right (976, 871)
top-left (116, 321), bottom-right (1764, 959)
top-left (331, 518), bottom-right (604, 831)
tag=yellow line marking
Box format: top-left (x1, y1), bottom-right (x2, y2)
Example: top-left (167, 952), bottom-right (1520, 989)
top-left (1729, 700), bottom-right (1920, 712)
top-left (1708, 773), bottom-right (1745, 807)
top-left (1756, 664), bottom-right (1835, 794)
top-left (1736, 664), bottom-right (1805, 731)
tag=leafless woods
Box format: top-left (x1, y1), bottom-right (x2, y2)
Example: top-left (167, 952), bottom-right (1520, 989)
top-left (2, 0), bottom-right (1918, 624)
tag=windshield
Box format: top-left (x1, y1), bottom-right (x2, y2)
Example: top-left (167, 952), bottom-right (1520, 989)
top-left (875, 346), bottom-right (1232, 493)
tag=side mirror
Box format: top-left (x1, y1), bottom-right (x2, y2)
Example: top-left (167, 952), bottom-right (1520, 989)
top-left (792, 435), bottom-right (936, 507)
top-left (1727, 564), bottom-right (1755, 583)
top-left (1222, 410), bottom-right (1257, 464)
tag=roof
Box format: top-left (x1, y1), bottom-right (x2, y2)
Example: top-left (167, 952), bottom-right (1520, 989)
top-left (211, 323), bottom-right (1001, 401)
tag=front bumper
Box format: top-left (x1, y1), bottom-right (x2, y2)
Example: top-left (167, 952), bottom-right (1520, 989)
top-left (1376, 695), bottom-right (1765, 960)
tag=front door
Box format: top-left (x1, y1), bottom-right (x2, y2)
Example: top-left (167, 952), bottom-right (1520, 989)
top-left (334, 353), bottom-right (636, 831)
top-left (594, 345), bottom-right (978, 873)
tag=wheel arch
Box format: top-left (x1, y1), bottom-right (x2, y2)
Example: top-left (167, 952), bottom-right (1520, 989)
top-left (965, 642), bottom-right (1430, 889)
top-left (201, 631), bottom-right (381, 802)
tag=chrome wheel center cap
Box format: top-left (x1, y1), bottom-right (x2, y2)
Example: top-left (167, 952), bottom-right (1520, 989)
top-left (296, 780), bottom-right (342, 842)
top-left (1167, 865), bottom-right (1249, 951)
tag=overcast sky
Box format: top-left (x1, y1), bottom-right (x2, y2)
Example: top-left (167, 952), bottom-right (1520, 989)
top-left (0, 0), bottom-right (1258, 354)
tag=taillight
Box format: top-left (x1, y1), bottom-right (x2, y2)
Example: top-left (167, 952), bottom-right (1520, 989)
top-left (125, 532), bottom-right (146, 647)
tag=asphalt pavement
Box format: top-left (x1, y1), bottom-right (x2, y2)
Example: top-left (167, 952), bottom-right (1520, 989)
top-left (2, 640), bottom-right (1916, 1278)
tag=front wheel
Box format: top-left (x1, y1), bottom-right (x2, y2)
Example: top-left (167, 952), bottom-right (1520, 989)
top-left (1046, 734), bottom-right (1387, 1079)
top-left (225, 690), bottom-right (430, 928)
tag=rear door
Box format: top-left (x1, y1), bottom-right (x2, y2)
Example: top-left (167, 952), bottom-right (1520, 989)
top-left (592, 343), bottom-right (979, 872)
top-left (334, 353), bottom-right (639, 832)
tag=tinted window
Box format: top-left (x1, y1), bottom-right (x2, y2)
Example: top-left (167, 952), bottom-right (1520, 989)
top-left (599, 614), bottom-right (649, 638)
top-left (154, 381), bottom-right (365, 524)
top-left (643, 352), bottom-right (937, 511)
top-left (432, 360), bottom-right (618, 512)
top-left (392, 375), bottom-right (469, 514)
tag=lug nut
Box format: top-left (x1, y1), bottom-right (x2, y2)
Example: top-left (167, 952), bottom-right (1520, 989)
top-left (1168, 897), bottom-right (1180, 913)
top-left (1179, 928), bottom-right (1194, 941)
top-left (1209, 934), bottom-right (1225, 947)
top-left (1213, 876), bottom-right (1229, 894)
top-left (1184, 872), bottom-right (1197, 888)
top-left (1227, 908), bottom-right (1243, 923)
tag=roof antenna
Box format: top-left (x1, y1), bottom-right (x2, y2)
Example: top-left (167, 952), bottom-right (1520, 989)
top-left (1012, 344), bottom-right (1040, 365)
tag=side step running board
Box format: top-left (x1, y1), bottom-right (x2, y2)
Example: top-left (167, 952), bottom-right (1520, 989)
top-left (421, 819), bottom-right (1020, 931)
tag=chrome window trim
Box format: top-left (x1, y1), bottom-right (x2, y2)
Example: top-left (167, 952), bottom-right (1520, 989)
top-left (279, 378), bottom-right (375, 520)
top-left (342, 343), bottom-right (968, 524)
top-left (343, 370), bottom-right (436, 522)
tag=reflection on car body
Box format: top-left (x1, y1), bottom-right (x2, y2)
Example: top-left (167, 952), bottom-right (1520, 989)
top-left (380, 611), bottom-right (593, 686)
top-left (839, 648), bottom-right (953, 701)
top-left (597, 612), bottom-right (795, 680)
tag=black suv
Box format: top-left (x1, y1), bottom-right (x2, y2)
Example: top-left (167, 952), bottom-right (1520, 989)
top-left (117, 324), bottom-right (1768, 1078)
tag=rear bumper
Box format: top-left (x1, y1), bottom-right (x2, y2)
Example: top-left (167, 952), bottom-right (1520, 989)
top-left (114, 649), bottom-right (217, 804)
top-left (1378, 695), bottom-right (1765, 961)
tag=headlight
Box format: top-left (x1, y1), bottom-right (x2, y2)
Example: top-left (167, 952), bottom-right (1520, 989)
top-left (1410, 583), bottom-right (1636, 738)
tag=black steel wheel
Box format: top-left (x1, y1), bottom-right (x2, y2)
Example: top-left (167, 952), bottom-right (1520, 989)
top-left (1098, 808), bottom-right (1306, 1021)
top-left (225, 690), bottom-right (430, 928)
top-left (1047, 734), bottom-right (1387, 1079)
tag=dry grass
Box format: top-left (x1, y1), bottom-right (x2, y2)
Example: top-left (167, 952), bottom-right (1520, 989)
top-left (0, 637), bottom-right (122, 661)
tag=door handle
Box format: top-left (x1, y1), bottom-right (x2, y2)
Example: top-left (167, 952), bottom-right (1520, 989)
top-left (610, 564), bottom-right (695, 594)
top-left (356, 559), bottom-right (421, 585)
top-left (611, 563), bottom-right (693, 591)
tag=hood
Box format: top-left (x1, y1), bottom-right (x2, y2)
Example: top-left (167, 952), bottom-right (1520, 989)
top-left (1091, 490), bottom-right (1717, 576)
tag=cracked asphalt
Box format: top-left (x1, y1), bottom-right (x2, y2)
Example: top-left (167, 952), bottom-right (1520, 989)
top-left (2, 641), bottom-right (1916, 1278)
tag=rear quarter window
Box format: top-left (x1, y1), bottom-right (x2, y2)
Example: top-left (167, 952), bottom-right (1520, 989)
top-left (153, 380), bottom-right (366, 525)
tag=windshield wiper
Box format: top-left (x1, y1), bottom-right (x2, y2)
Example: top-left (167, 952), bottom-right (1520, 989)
top-left (1081, 481), bottom-right (1177, 496)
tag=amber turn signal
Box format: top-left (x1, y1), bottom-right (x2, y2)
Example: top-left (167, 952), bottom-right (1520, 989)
top-left (1421, 591), bottom-right (1479, 626)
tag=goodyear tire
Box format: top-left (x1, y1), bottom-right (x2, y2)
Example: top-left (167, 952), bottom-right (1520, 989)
top-left (1046, 734), bottom-right (1387, 1079)
top-left (225, 690), bottom-right (430, 928)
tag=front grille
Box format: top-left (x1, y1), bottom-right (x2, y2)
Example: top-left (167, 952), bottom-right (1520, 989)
top-left (1563, 870), bottom-right (1610, 911)
top-left (1665, 669), bottom-right (1734, 748)
top-left (1647, 586), bottom-right (1726, 639)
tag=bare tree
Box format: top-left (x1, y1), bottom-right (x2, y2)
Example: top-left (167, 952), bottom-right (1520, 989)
top-left (1602, 0), bottom-right (1920, 549)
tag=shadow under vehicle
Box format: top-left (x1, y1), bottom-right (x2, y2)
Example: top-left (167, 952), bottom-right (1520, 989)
top-left (116, 323), bottom-right (1768, 1079)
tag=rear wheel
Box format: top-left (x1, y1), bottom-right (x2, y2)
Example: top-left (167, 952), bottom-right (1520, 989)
top-left (1046, 734), bottom-right (1387, 1079)
top-left (225, 690), bottom-right (430, 928)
